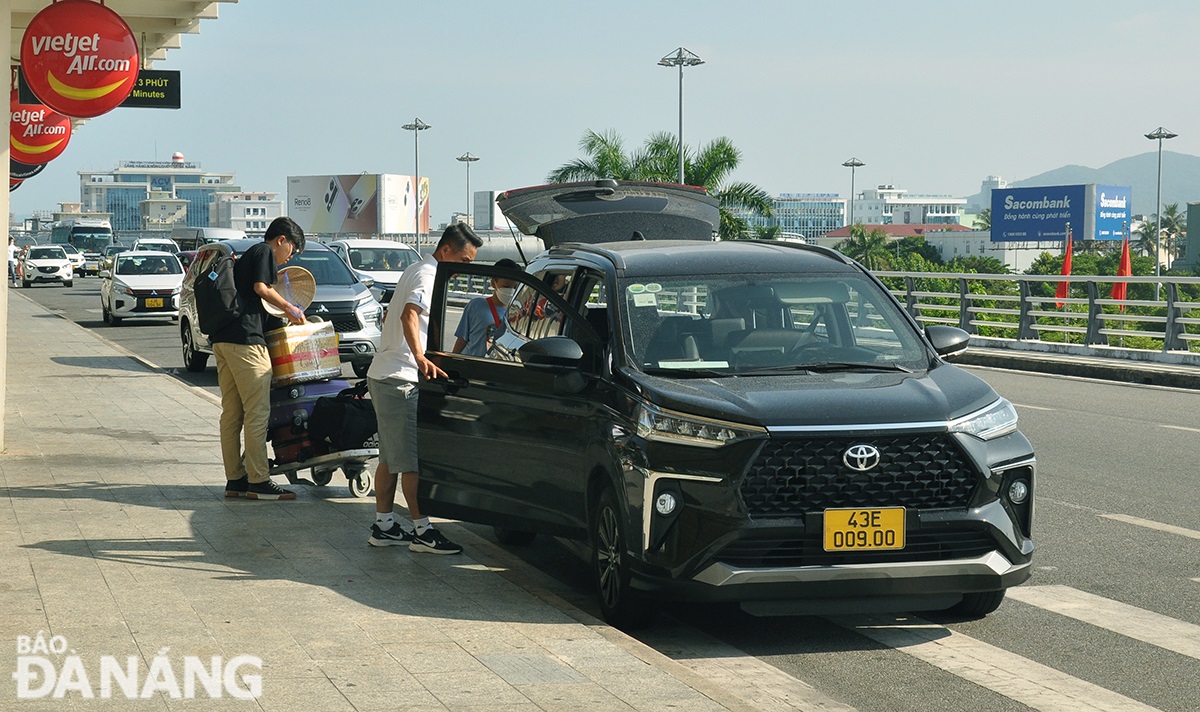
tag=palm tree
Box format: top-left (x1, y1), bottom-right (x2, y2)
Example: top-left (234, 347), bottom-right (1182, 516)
top-left (972, 208), bottom-right (991, 231)
top-left (1133, 219), bottom-right (1158, 258)
top-left (1159, 203), bottom-right (1186, 265)
top-left (835, 225), bottom-right (893, 270)
top-left (548, 130), bottom-right (773, 240)
top-left (752, 224), bottom-right (782, 240)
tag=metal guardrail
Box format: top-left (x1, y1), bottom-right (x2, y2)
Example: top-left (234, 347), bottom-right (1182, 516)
top-left (874, 272), bottom-right (1200, 354)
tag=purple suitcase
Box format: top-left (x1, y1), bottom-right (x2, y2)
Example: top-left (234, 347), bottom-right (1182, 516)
top-left (269, 378), bottom-right (351, 430)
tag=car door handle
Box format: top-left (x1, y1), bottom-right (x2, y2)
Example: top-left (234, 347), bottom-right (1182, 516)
top-left (443, 376), bottom-right (469, 389)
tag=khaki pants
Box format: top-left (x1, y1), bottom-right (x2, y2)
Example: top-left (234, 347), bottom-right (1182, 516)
top-left (213, 342), bottom-right (272, 484)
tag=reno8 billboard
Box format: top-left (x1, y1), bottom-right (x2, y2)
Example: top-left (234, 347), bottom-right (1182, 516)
top-left (991, 185), bottom-right (1085, 242)
top-left (287, 174), bottom-right (429, 235)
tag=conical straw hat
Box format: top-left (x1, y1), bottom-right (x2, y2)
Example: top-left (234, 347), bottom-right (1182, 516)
top-left (265, 265), bottom-right (316, 315)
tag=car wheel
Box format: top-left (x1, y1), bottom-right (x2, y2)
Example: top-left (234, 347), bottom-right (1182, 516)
top-left (592, 486), bottom-right (658, 630)
top-left (948, 589), bottom-right (1006, 618)
top-left (21, 280), bottom-right (29, 288)
top-left (63, 280), bottom-right (73, 288)
top-left (493, 526), bottom-right (537, 546)
top-left (102, 302), bottom-right (111, 324)
top-left (181, 322), bottom-right (209, 372)
top-left (352, 360), bottom-right (371, 378)
top-left (109, 313), bottom-right (123, 326)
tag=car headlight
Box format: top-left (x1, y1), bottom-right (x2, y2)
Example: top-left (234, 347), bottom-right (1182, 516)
top-left (948, 398), bottom-right (1018, 440)
top-left (636, 403), bottom-right (765, 448)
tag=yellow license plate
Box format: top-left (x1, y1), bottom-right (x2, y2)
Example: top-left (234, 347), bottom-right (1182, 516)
top-left (823, 507), bottom-right (905, 551)
top-left (146, 298), bottom-right (163, 308)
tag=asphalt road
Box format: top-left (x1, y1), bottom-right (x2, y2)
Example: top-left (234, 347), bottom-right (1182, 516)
top-left (20, 278), bottom-right (1200, 712)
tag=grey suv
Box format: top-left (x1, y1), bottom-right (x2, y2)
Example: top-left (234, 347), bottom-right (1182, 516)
top-left (179, 238), bottom-right (383, 376)
top-left (415, 181), bottom-right (1035, 629)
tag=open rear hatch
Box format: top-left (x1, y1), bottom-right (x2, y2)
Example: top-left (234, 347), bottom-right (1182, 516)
top-left (496, 180), bottom-right (720, 247)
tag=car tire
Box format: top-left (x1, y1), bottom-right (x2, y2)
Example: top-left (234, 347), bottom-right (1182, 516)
top-left (493, 526), bottom-right (537, 546)
top-left (109, 313), bottom-right (122, 326)
top-left (102, 302), bottom-right (111, 324)
top-left (948, 589), bottom-right (1006, 618)
top-left (21, 280), bottom-right (29, 288)
top-left (181, 322), bottom-right (209, 372)
top-left (64, 280), bottom-right (73, 288)
top-left (592, 486), bottom-right (658, 630)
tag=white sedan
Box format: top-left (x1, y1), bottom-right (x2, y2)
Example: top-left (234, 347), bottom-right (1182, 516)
top-left (21, 246), bottom-right (74, 288)
top-left (100, 251), bottom-right (184, 326)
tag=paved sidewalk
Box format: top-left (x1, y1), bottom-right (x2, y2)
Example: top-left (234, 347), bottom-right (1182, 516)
top-left (3, 293), bottom-right (839, 711)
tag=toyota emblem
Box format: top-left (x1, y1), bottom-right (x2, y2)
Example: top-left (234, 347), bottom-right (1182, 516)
top-left (843, 444), bottom-right (881, 472)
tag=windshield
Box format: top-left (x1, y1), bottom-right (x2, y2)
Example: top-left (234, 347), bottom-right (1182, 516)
top-left (281, 250), bottom-right (356, 285)
top-left (60, 244), bottom-right (80, 255)
top-left (115, 254), bottom-right (182, 276)
top-left (29, 247), bottom-right (66, 260)
top-left (619, 273), bottom-right (930, 375)
top-left (135, 242), bottom-right (179, 254)
top-left (66, 230), bottom-right (113, 253)
top-left (346, 246), bottom-right (417, 273)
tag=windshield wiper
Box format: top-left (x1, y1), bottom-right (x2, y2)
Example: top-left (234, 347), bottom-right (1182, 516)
top-left (739, 361), bottom-right (913, 375)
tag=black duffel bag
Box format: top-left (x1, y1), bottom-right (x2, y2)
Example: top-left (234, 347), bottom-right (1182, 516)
top-left (307, 380), bottom-right (379, 452)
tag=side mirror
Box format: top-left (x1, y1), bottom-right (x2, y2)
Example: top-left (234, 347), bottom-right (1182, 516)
top-left (925, 325), bottom-right (970, 358)
top-left (518, 336), bottom-right (583, 368)
top-left (357, 275), bottom-right (375, 289)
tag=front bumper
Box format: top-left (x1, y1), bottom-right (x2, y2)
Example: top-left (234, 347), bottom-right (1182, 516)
top-left (111, 293), bottom-right (180, 319)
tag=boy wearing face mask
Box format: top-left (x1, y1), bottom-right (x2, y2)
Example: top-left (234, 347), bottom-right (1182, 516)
top-left (452, 258), bottom-right (521, 357)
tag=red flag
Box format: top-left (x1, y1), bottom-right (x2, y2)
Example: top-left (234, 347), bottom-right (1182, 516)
top-left (1055, 229), bottom-right (1073, 307)
top-left (1110, 234), bottom-right (1132, 310)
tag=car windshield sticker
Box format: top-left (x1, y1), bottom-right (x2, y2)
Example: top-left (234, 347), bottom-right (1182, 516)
top-left (632, 292), bottom-right (657, 307)
top-left (627, 284), bottom-right (646, 294)
top-left (644, 283), bottom-right (663, 293)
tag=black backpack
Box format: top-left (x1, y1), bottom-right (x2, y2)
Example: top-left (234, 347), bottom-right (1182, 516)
top-left (194, 250), bottom-right (242, 335)
top-left (308, 381), bottom-right (379, 452)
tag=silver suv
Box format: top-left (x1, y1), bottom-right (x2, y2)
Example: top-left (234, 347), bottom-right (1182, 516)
top-left (179, 238), bottom-right (383, 377)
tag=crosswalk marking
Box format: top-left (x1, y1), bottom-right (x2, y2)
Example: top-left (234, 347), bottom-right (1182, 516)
top-left (1007, 585), bottom-right (1200, 661)
top-left (833, 614), bottom-right (1160, 712)
top-left (1099, 513), bottom-right (1200, 541)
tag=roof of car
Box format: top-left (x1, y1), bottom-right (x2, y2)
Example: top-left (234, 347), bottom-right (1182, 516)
top-left (328, 239), bottom-right (419, 250)
top-left (204, 238), bottom-right (332, 254)
top-left (545, 240), bottom-right (860, 277)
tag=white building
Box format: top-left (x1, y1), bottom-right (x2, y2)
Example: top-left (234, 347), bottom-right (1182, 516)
top-left (79, 152), bottom-right (238, 231)
top-left (854, 185), bottom-right (965, 226)
top-left (921, 230), bottom-right (1062, 272)
top-left (211, 191), bottom-right (283, 234)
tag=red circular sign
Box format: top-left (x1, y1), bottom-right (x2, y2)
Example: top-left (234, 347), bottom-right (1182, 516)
top-left (10, 90), bottom-right (73, 164)
top-left (20, 0), bottom-right (139, 118)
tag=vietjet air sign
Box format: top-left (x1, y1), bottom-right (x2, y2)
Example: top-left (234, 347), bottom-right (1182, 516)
top-left (20, 0), bottom-right (139, 118)
top-left (10, 90), bottom-right (72, 165)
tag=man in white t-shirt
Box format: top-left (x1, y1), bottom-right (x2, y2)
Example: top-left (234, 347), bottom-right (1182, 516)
top-left (366, 224), bottom-right (481, 554)
top-left (8, 238), bottom-right (21, 286)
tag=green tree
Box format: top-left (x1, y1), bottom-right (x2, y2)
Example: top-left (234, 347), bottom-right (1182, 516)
top-left (1133, 219), bottom-right (1158, 258)
top-left (1159, 203), bottom-right (1186, 264)
top-left (894, 236), bottom-right (943, 264)
top-left (752, 224), bottom-right (782, 240)
top-left (548, 129), bottom-right (773, 240)
top-left (947, 255), bottom-right (1010, 274)
top-left (972, 208), bottom-right (991, 231)
top-left (835, 225), bottom-right (893, 270)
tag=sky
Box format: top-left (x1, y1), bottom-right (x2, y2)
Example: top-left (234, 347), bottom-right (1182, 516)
top-left (11, 0), bottom-right (1200, 223)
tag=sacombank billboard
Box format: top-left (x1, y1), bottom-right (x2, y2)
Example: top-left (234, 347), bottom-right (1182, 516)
top-left (991, 185), bottom-right (1084, 242)
top-left (1093, 184), bottom-right (1132, 240)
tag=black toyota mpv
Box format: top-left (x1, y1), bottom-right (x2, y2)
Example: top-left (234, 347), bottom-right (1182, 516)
top-left (416, 181), bottom-right (1035, 628)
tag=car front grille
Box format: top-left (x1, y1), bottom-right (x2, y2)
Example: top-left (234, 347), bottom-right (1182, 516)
top-left (38, 266), bottom-right (57, 273)
top-left (306, 303), bottom-right (361, 334)
top-left (740, 434), bottom-right (977, 518)
top-left (712, 528), bottom-right (996, 568)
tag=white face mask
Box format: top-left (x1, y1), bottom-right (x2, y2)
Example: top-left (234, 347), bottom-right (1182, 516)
top-left (493, 287), bottom-right (516, 306)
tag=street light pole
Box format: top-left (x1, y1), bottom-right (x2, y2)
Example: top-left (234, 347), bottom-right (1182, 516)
top-left (402, 118), bottom-right (431, 245)
top-left (1145, 127), bottom-right (1177, 300)
top-left (842, 157), bottom-right (864, 227)
top-left (658, 47), bottom-right (704, 185)
top-left (456, 152), bottom-right (479, 228)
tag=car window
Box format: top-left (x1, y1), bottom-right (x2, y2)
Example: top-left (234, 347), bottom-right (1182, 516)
top-left (620, 273), bottom-right (929, 374)
top-left (29, 248), bottom-right (65, 259)
top-left (116, 254), bottom-right (182, 276)
top-left (506, 270), bottom-right (574, 342)
top-left (346, 246), bottom-right (418, 272)
top-left (280, 250), bottom-right (355, 285)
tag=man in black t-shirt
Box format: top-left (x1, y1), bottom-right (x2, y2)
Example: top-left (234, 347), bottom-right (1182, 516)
top-left (214, 217), bottom-right (308, 500)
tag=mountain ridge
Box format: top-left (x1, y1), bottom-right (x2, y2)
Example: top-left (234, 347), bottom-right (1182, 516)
top-left (965, 151), bottom-right (1200, 215)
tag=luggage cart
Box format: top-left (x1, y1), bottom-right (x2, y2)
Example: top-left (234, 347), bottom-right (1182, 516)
top-left (269, 448), bottom-right (377, 498)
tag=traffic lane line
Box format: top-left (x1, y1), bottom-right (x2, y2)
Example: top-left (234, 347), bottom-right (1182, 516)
top-left (832, 614), bottom-right (1160, 712)
top-left (1041, 497), bottom-right (1200, 542)
top-left (1006, 585), bottom-right (1200, 661)
top-left (1161, 424), bottom-right (1200, 434)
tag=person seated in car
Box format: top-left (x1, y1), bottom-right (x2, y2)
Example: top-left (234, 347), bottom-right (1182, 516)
top-left (453, 259), bottom-right (521, 357)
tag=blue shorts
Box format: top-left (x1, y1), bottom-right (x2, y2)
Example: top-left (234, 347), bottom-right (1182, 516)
top-left (366, 376), bottom-right (419, 474)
